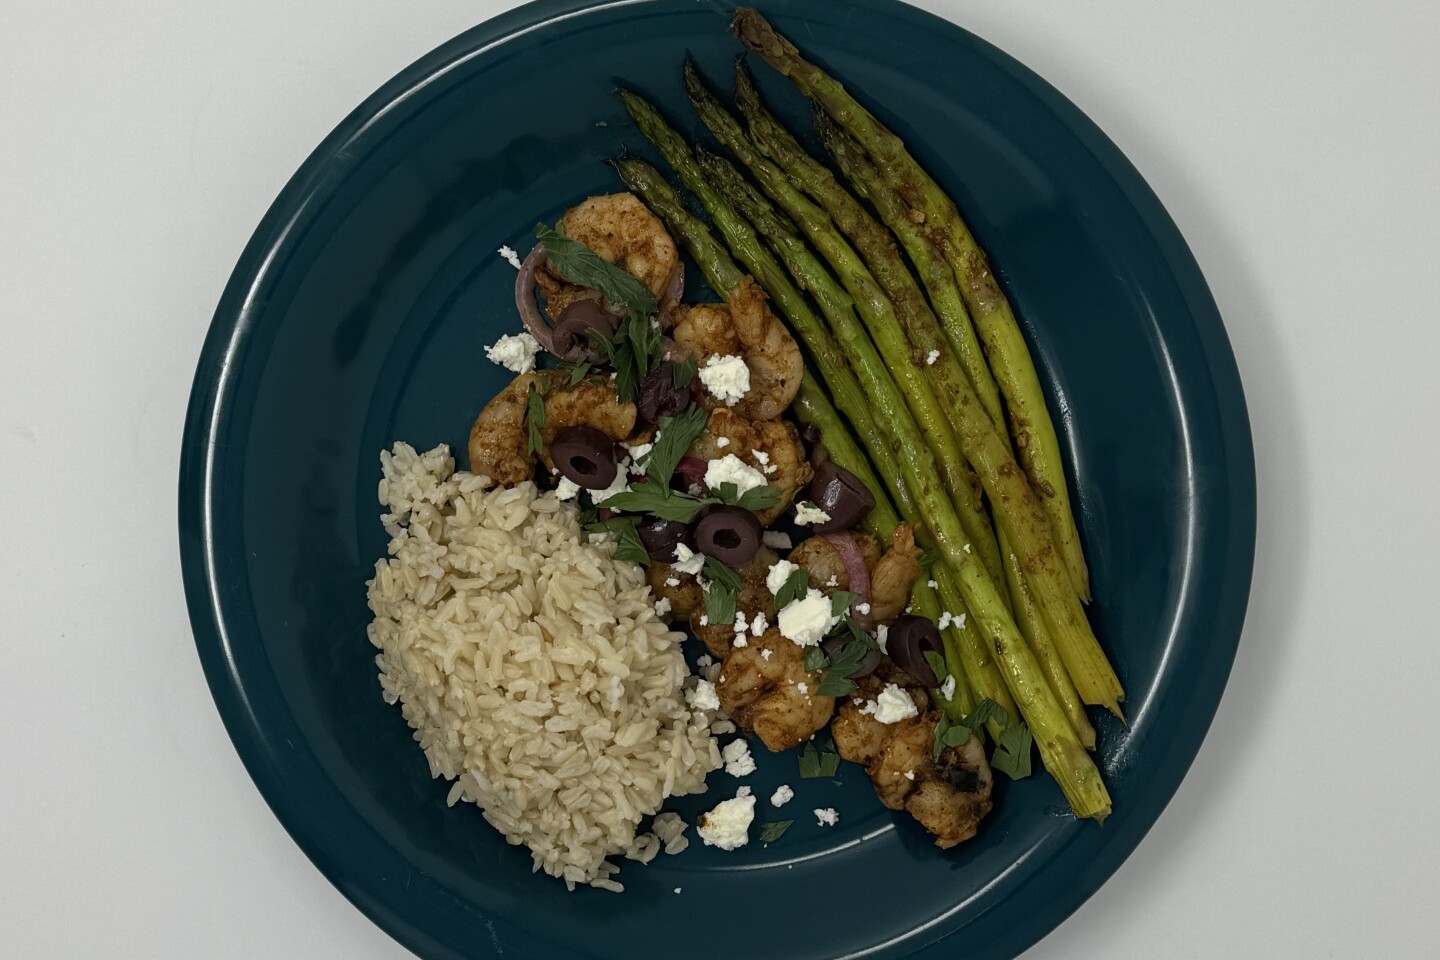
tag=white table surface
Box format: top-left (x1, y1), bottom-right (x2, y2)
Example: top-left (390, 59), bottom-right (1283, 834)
top-left (3, 1), bottom-right (1437, 957)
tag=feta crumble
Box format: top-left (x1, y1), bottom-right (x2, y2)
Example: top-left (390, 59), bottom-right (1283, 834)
top-left (665, 577), bottom-right (681, 587)
top-left (673, 543), bottom-right (706, 576)
top-left (698, 354), bottom-right (751, 406)
top-left (688, 679), bottom-right (720, 711)
top-left (793, 501), bottom-right (831, 527)
top-left (697, 791), bottom-right (756, 850)
top-left (589, 458), bottom-right (632, 504)
top-left (696, 655), bottom-right (714, 668)
top-left (498, 245), bottom-right (522, 269)
top-left (722, 739), bottom-right (757, 777)
top-left (872, 683), bottom-right (920, 724)
top-left (875, 623), bottom-right (890, 654)
top-left (771, 784), bottom-right (794, 807)
top-left (766, 559), bottom-right (800, 595)
top-left (715, 436), bottom-right (730, 448)
top-left (814, 808), bottom-right (839, 827)
top-left (925, 348), bottom-right (940, 366)
top-left (749, 611), bottom-right (768, 636)
top-left (762, 531), bottom-right (793, 550)
top-left (654, 597), bottom-right (672, 618)
top-left (904, 770), bottom-right (915, 781)
top-left (704, 454), bottom-right (768, 496)
top-left (927, 579), bottom-right (939, 590)
top-left (761, 648), bottom-right (773, 660)
top-left (796, 682), bottom-right (808, 695)
top-left (553, 477), bottom-right (581, 501)
top-left (484, 332), bottom-right (541, 373)
top-left (856, 602), bottom-right (871, 615)
top-left (777, 589), bottom-right (838, 647)
top-left (939, 675), bottom-right (957, 700)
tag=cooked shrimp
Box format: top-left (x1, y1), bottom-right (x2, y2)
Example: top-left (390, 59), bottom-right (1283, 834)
top-left (646, 563), bottom-right (703, 622)
top-left (672, 277), bottom-right (802, 420)
top-left (467, 371), bottom-right (636, 484)
top-left (537, 193), bottom-right (680, 319)
top-left (832, 671), bottom-right (993, 848)
top-left (789, 524), bottom-right (922, 626)
top-left (688, 546), bottom-right (779, 658)
top-left (687, 409), bottom-right (812, 526)
top-left (716, 628), bottom-right (835, 751)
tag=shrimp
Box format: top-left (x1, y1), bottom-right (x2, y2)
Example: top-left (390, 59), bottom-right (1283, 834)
top-left (686, 546), bottom-right (779, 658)
top-left (687, 409), bottom-right (812, 526)
top-left (536, 193), bottom-right (681, 319)
top-left (467, 371), bottom-right (636, 484)
top-left (672, 276), bottom-right (802, 420)
top-left (716, 628), bottom-right (835, 751)
top-left (789, 524), bottom-right (923, 626)
top-left (832, 670), bottom-right (993, 847)
top-left (646, 562), bottom-right (703, 622)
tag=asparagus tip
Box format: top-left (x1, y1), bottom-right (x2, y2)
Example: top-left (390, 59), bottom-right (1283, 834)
top-left (730, 8), bottom-right (795, 72)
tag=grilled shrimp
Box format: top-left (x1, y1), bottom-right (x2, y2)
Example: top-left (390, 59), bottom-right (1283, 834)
top-left (716, 628), bottom-right (835, 751)
top-left (467, 371), bottom-right (636, 484)
top-left (537, 193), bottom-right (681, 320)
top-left (672, 277), bottom-right (802, 420)
top-left (687, 409), bottom-right (812, 526)
top-left (646, 562), bottom-right (703, 622)
top-left (687, 546), bottom-right (780, 658)
top-left (789, 524), bottom-right (923, 626)
top-left (832, 672), bottom-right (994, 848)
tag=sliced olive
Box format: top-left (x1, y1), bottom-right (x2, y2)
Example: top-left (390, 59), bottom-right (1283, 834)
top-left (551, 425), bottom-right (619, 490)
top-left (637, 361), bottom-right (695, 423)
top-left (887, 614), bottom-right (944, 687)
top-left (820, 636), bottom-right (882, 679)
top-left (807, 461), bottom-right (876, 533)
top-left (551, 299), bottom-right (618, 362)
top-left (693, 505), bottom-right (762, 568)
top-left (637, 517), bottom-right (690, 563)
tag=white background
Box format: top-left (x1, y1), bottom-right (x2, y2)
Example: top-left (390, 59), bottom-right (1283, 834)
top-left (2, 1), bottom-right (1436, 957)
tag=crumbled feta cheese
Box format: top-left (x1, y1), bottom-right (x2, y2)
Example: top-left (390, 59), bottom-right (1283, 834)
top-left (688, 679), bottom-right (720, 711)
top-left (752, 450), bottom-right (770, 466)
top-left (762, 531), bottom-right (792, 550)
top-left (814, 808), bottom-right (839, 827)
top-left (904, 770), bottom-right (915, 781)
top-left (674, 887), bottom-right (682, 894)
top-left (856, 602), bottom-right (871, 615)
top-left (697, 791), bottom-right (755, 850)
top-left (796, 682), bottom-right (808, 695)
top-left (766, 559), bottom-right (800, 595)
top-left (698, 354), bottom-right (751, 406)
top-left (938, 611), bottom-right (953, 631)
top-left (715, 436), bottom-right (730, 448)
top-left (750, 611), bottom-right (768, 636)
top-left (777, 589), bottom-right (838, 647)
top-left (704, 454), bottom-right (768, 496)
top-left (484, 332), bottom-right (541, 373)
top-left (698, 614), bottom-right (709, 626)
top-left (654, 597), bottom-right (672, 618)
top-left (498, 245), bottom-right (522, 269)
top-left (625, 440), bottom-right (654, 465)
top-left (793, 501), bottom-right (832, 526)
top-left (937, 611), bottom-right (966, 631)
top-left (732, 634), bottom-right (748, 648)
top-left (872, 683), bottom-right (920, 724)
top-left (927, 579), bottom-right (939, 590)
top-left (665, 577), bottom-right (680, 587)
top-left (939, 675), bottom-right (957, 700)
top-left (722, 739), bottom-right (757, 777)
top-left (825, 575), bottom-right (839, 587)
top-left (696, 654), bottom-right (714, 668)
top-left (761, 648), bottom-right (773, 660)
top-left (734, 611), bottom-right (750, 633)
top-left (859, 699), bottom-right (878, 716)
top-left (553, 477), bottom-right (581, 501)
top-left (687, 483), bottom-right (705, 496)
top-left (875, 623), bottom-right (889, 653)
top-left (673, 543), bottom-right (706, 576)
top-left (925, 348), bottom-right (940, 366)
top-left (589, 458), bottom-right (633, 504)
top-left (771, 784), bottom-right (794, 807)
top-left (963, 543), bottom-right (972, 554)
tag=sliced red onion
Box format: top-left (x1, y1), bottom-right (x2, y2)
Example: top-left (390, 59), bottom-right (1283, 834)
top-left (659, 264), bottom-right (685, 313)
top-left (676, 455), bottom-right (708, 486)
top-left (823, 532), bottom-right (870, 616)
top-left (515, 244), bottom-right (554, 354)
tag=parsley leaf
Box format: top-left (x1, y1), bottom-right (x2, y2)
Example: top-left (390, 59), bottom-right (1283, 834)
top-left (803, 646), bottom-right (829, 673)
top-left (733, 484), bottom-right (783, 512)
top-left (931, 698), bottom-right (1007, 760)
top-left (816, 636), bottom-right (872, 696)
top-left (563, 360), bottom-right (592, 386)
top-left (758, 820), bottom-right (793, 843)
top-left (923, 651), bottom-right (949, 690)
top-left (645, 405), bottom-right (709, 484)
top-left (991, 722), bottom-right (1034, 780)
top-left (671, 354), bottom-right (698, 388)
top-left (828, 590), bottom-right (858, 619)
top-left (535, 223), bottom-right (657, 316)
top-left (798, 740), bottom-right (841, 779)
top-left (701, 556), bottom-right (741, 592)
top-left (774, 567), bottom-right (810, 609)
top-left (524, 382), bottom-right (545, 455)
top-left (601, 479), bottom-right (713, 522)
top-left (703, 575), bottom-right (737, 626)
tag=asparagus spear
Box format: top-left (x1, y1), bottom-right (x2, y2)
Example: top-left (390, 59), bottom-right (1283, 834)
top-left (685, 66), bottom-right (1121, 718)
top-left (801, 110), bottom-right (1098, 745)
top-left (642, 138), bottom-right (1105, 819)
top-left (732, 7), bottom-right (1094, 607)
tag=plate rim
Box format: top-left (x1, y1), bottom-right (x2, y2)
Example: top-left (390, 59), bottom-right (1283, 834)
top-left (178, 1), bottom-right (1257, 957)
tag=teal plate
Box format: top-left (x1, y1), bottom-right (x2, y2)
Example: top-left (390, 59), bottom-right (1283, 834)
top-left (178, 1), bottom-right (1255, 957)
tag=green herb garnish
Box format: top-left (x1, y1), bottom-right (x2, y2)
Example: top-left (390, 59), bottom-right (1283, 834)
top-left (991, 722), bottom-right (1035, 780)
top-left (758, 820), bottom-right (793, 843)
top-left (700, 556), bottom-right (739, 626)
top-left (816, 636), bottom-right (871, 697)
top-left (798, 739), bottom-right (841, 779)
top-left (828, 590), bottom-right (858, 619)
top-left (600, 479), bottom-right (711, 522)
top-left (709, 482), bottom-right (783, 512)
top-left (524, 381), bottom-right (545, 455)
top-left (671, 354), bottom-right (698, 388)
top-left (931, 699), bottom-right (1006, 760)
top-left (563, 360), bottom-right (592, 386)
top-left (803, 646), bottom-right (829, 673)
top-left (535, 223), bottom-right (657, 316)
top-left (774, 567), bottom-right (810, 609)
top-left (701, 556), bottom-right (741, 592)
top-left (923, 651), bottom-right (949, 691)
top-left (645, 405), bottom-right (708, 483)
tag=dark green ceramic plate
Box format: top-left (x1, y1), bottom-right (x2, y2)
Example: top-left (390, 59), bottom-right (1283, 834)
top-left (178, 1), bottom-right (1254, 957)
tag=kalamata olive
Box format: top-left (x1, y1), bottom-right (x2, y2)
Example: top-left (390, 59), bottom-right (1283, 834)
top-left (551, 425), bottom-right (620, 489)
top-left (887, 614), bottom-right (945, 687)
top-left (637, 361), bottom-right (694, 423)
top-left (693, 505), bottom-right (763, 568)
top-left (551, 299), bottom-right (619, 362)
top-left (820, 636), bottom-right (882, 679)
top-left (799, 421), bottom-right (823, 446)
top-left (637, 517), bottom-right (690, 563)
top-left (807, 461), bottom-right (876, 533)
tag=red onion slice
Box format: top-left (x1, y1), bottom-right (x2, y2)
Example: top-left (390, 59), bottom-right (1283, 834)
top-left (659, 263), bottom-right (685, 313)
top-left (676, 455), bottom-right (709, 486)
top-left (515, 244), bottom-right (555, 354)
top-left (823, 532), bottom-right (871, 618)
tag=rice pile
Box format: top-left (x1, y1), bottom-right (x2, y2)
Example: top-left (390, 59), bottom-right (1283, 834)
top-left (366, 443), bottom-right (721, 890)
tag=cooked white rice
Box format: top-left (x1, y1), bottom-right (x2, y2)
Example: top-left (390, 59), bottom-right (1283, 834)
top-left (366, 442), bottom-right (720, 890)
